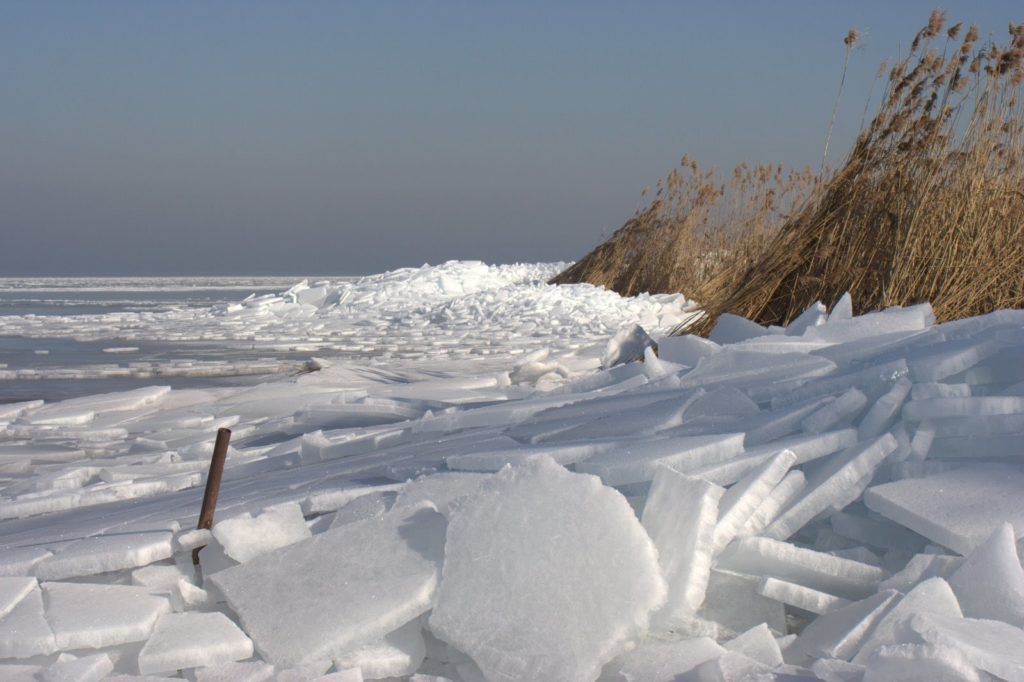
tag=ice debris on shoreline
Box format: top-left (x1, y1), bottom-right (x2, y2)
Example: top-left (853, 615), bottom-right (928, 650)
top-left (1, 262), bottom-right (1024, 680)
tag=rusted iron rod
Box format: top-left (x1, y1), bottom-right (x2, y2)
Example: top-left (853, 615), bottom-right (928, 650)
top-left (192, 427), bottom-right (232, 565)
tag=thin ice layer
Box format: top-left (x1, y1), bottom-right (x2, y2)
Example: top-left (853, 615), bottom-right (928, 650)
top-left (0, 577), bottom-right (36, 620)
top-left (428, 455), bottom-right (666, 682)
top-left (711, 450), bottom-right (795, 554)
top-left (641, 465), bottom-right (723, 623)
top-left (212, 502), bottom-right (446, 667)
top-left (851, 578), bottom-right (962, 665)
top-left (211, 503), bottom-right (312, 564)
top-left (332, 618), bottom-right (425, 679)
top-left (0, 586), bottom-right (56, 658)
top-left (794, 590), bottom-right (901, 662)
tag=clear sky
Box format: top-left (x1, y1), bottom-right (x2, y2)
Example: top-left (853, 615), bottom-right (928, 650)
top-left (2, 1), bottom-right (1021, 276)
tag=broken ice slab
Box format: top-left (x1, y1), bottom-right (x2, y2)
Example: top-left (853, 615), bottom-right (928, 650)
top-left (802, 303), bottom-right (934, 344)
top-left (40, 652), bottom-right (114, 682)
top-left (445, 441), bottom-right (606, 472)
top-left (908, 612), bottom-right (1024, 682)
top-left (20, 386), bottom-right (171, 426)
top-left (137, 612), bottom-right (254, 675)
top-left (0, 576), bottom-right (36, 620)
top-left (723, 623), bottom-right (784, 668)
top-left (601, 637), bottom-right (725, 682)
top-left (738, 470), bottom-right (806, 538)
top-left (212, 502), bottom-right (446, 668)
top-left (902, 395), bottom-right (1024, 422)
top-left (574, 432), bottom-right (745, 486)
top-left (677, 350), bottom-right (837, 393)
top-left (715, 537), bottom-right (888, 600)
top-left (641, 466), bottom-right (723, 622)
top-left (906, 337), bottom-right (1000, 382)
top-left (851, 577), bottom-right (962, 665)
top-left (42, 581), bottom-right (170, 651)
top-left (927, 433), bottom-right (1023, 460)
top-left (861, 642), bottom-right (980, 682)
top-left (801, 388), bottom-right (867, 434)
top-left (864, 464), bottom-right (1024, 555)
top-left (794, 589), bottom-right (900, 662)
top-left (829, 511), bottom-right (929, 554)
top-left (947, 522), bottom-right (1024, 627)
top-left (211, 503), bottom-right (311, 564)
top-left (711, 450), bottom-right (796, 554)
top-left (709, 313), bottom-right (776, 345)
top-left (0, 586), bottom-right (56, 658)
top-left (756, 577), bottom-right (849, 615)
top-left (391, 472), bottom-right (490, 518)
top-left (879, 553), bottom-right (963, 593)
top-left (33, 531), bottom-right (173, 581)
top-left (331, 617), bottom-right (425, 679)
top-left (763, 434), bottom-right (898, 541)
top-left (657, 334), bottom-right (720, 367)
top-left (429, 456), bottom-right (666, 682)
top-left (696, 569), bottom-right (787, 638)
top-left (858, 378), bottom-right (912, 440)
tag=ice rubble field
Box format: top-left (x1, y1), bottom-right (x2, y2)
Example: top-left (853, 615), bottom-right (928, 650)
top-left (1, 263), bottom-right (1024, 681)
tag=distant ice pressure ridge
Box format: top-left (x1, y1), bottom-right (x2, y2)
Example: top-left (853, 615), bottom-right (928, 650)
top-left (6, 279), bottom-right (1024, 680)
top-left (0, 262), bottom-right (695, 373)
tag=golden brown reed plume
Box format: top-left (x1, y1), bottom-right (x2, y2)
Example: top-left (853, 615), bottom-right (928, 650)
top-left (679, 12), bottom-right (1024, 334)
top-left (548, 156), bottom-right (823, 302)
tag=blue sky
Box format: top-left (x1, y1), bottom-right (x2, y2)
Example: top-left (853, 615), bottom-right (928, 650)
top-left (2, 1), bottom-right (1021, 275)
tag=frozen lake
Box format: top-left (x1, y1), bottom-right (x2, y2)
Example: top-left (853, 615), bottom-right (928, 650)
top-left (0, 277), bottom-right (341, 403)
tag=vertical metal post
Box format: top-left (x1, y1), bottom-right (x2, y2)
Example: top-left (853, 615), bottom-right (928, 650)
top-left (192, 427), bottom-right (231, 565)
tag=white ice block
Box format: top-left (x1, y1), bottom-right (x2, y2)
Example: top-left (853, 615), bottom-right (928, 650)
top-left (801, 388), bottom-right (867, 434)
top-left (723, 623), bottom-right (783, 667)
top-left (642, 466), bottom-right (723, 623)
top-left (34, 532), bottom-right (173, 581)
top-left (0, 586), bottom-right (56, 658)
top-left (786, 301), bottom-right (827, 336)
top-left (716, 537), bottom-right (887, 600)
top-left (191, 661), bottom-right (276, 682)
top-left (212, 503), bottom-right (446, 667)
top-left (828, 511), bottom-right (928, 553)
top-left (137, 612), bottom-right (254, 675)
top-left (24, 386), bottom-right (171, 425)
top-left (879, 554), bottom-right (963, 593)
top-left (862, 642), bottom-right (980, 682)
top-left (711, 450), bottom-right (795, 554)
top-left (331, 618), bottom-right (425, 679)
top-left (864, 464), bottom-right (1024, 555)
top-left (696, 569), bottom-right (786, 639)
top-left (947, 522), bottom-right (1024, 627)
top-left (804, 303), bottom-right (934, 344)
top-left (39, 652), bottom-right (114, 682)
top-left (909, 612), bottom-right (1024, 682)
top-left (858, 378), bottom-right (912, 440)
top-left (0, 577), bottom-right (36, 620)
top-left (429, 456), bottom-right (666, 682)
top-left (906, 337), bottom-right (999, 382)
top-left (657, 334), bottom-right (720, 367)
top-left (43, 581), bottom-right (170, 650)
top-left (0, 546), bottom-right (51, 577)
top-left (756, 577), bottom-right (850, 615)
top-left (851, 577), bottom-right (962, 665)
top-left (795, 589), bottom-right (900, 661)
top-left (211, 502), bottom-right (311, 564)
top-left (601, 323), bottom-right (656, 368)
top-left (903, 395), bottom-right (1024, 421)
top-left (709, 314), bottom-right (773, 345)
top-left (737, 470), bottom-right (806, 538)
top-left (392, 472), bottom-right (490, 518)
top-left (603, 637), bottom-right (725, 682)
top-left (764, 434), bottom-right (898, 541)
top-left (575, 433), bottom-right (745, 486)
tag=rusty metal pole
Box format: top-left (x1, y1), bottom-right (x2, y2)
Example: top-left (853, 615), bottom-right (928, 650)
top-left (192, 427), bottom-right (231, 565)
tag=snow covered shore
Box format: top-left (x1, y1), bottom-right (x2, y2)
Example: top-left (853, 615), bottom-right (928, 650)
top-left (1, 262), bottom-right (1023, 681)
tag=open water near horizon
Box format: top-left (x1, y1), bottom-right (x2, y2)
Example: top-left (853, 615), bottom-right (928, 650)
top-left (0, 277), bottom-right (339, 404)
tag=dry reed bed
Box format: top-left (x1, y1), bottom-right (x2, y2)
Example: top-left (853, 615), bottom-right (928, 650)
top-left (552, 11), bottom-right (1024, 334)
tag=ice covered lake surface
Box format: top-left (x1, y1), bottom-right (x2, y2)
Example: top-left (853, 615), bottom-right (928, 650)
top-left (2, 261), bottom-right (1024, 682)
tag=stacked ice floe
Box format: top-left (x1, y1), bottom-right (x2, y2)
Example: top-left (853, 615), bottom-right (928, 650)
top-left (2, 278), bottom-right (1024, 680)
